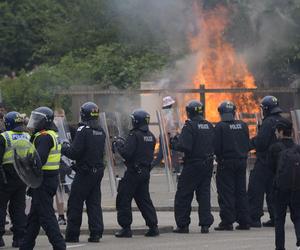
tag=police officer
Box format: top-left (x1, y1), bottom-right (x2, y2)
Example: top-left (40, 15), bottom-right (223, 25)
top-left (20, 107), bottom-right (66, 250)
top-left (171, 100), bottom-right (214, 234)
top-left (248, 96), bottom-right (283, 228)
top-left (63, 102), bottom-right (106, 243)
top-left (0, 112), bottom-right (29, 247)
top-left (214, 101), bottom-right (251, 231)
top-left (114, 109), bottom-right (159, 238)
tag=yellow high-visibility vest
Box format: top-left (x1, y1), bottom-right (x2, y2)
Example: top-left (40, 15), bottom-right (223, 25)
top-left (1, 131), bottom-right (31, 165)
top-left (33, 130), bottom-right (61, 171)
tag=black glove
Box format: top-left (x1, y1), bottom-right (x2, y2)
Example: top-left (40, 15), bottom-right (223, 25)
top-left (112, 137), bottom-right (125, 153)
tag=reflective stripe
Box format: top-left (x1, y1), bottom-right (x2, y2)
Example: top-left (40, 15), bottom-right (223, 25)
top-left (1, 131), bottom-right (31, 165)
top-left (33, 130), bottom-right (61, 171)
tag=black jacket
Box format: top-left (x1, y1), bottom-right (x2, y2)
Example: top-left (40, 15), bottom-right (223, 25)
top-left (62, 125), bottom-right (106, 170)
top-left (173, 116), bottom-right (214, 163)
top-left (117, 127), bottom-right (156, 169)
top-left (214, 120), bottom-right (250, 161)
top-left (250, 113), bottom-right (283, 162)
top-left (268, 138), bottom-right (295, 174)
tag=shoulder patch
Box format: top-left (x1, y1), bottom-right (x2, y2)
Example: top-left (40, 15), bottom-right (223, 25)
top-left (77, 126), bottom-right (85, 132)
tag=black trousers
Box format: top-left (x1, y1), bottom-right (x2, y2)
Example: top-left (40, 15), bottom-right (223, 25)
top-left (216, 159), bottom-right (250, 225)
top-left (0, 174), bottom-right (26, 241)
top-left (174, 161), bottom-right (214, 228)
top-left (20, 175), bottom-right (66, 250)
top-left (274, 189), bottom-right (300, 250)
top-left (248, 159), bottom-right (274, 222)
top-left (116, 169), bottom-right (158, 228)
top-left (66, 169), bottom-right (104, 239)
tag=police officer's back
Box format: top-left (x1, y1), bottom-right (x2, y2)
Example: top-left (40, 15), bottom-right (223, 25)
top-left (171, 100), bottom-right (214, 234)
top-left (114, 109), bottom-right (159, 238)
top-left (20, 107), bottom-right (66, 250)
top-left (0, 112), bottom-right (29, 248)
top-left (62, 102), bottom-right (106, 243)
top-left (214, 101), bottom-right (251, 231)
top-left (248, 96), bottom-right (283, 227)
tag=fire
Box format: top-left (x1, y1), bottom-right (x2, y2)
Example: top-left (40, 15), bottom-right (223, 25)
top-left (187, 2), bottom-right (259, 130)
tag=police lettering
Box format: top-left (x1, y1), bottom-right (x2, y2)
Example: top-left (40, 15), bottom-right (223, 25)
top-left (144, 136), bottom-right (153, 142)
top-left (229, 124), bottom-right (242, 130)
top-left (198, 124), bottom-right (209, 130)
top-left (93, 130), bottom-right (103, 136)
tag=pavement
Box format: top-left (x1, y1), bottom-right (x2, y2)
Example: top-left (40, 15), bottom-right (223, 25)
top-left (2, 212), bottom-right (298, 250)
top-left (3, 166), bottom-right (297, 249)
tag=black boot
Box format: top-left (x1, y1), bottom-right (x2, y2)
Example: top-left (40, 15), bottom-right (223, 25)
top-left (0, 237), bottom-right (4, 247)
top-left (115, 228), bottom-right (132, 238)
top-left (201, 226), bottom-right (209, 234)
top-left (250, 220), bottom-right (262, 228)
top-left (173, 226), bottom-right (189, 234)
top-left (214, 223), bottom-right (233, 231)
top-left (262, 220), bottom-right (274, 227)
top-left (236, 224), bottom-right (250, 230)
top-left (145, 226), bottom-right (159, 237)
top-left (65, 236), bottom-right (79, 243)
top-left (88, 235), bottom-right (101, 243)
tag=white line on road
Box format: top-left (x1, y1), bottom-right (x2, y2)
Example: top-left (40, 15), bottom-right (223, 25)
top-left (67, 244), bottom-right (86, 248)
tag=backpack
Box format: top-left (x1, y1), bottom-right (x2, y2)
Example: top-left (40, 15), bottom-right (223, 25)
top-left (275, 144), bottom-right (300, 191)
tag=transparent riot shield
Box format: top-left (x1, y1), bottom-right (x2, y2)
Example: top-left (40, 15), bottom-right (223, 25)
top-left (291, 110), bottom-right (300, 144)
top-left (156, 110), bottom-right (175, 192)
top-left (54, 116), bottom-right (74, 201)
top-left (100, 112), bottom-right (118, 197)
top-left (13, 140), bottom-right (43, 188)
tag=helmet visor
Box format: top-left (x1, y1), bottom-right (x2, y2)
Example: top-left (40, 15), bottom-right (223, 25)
top-left (27, 111), bottom-right (47, 130)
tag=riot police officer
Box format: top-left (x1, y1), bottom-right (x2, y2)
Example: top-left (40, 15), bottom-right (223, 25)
top-left (0, 112), bottom-right (29, 247)
top-left (248, 96), bottom-right (283, 227)
top-left (214, 101), bottom-right (251, 231)
top-left (63, 102), bottom-right (106, 243)
top-left (114, 109), bottom-right (159, 238)
top-left (171, 100), bottom-right (214, 234)
top-left (20, 107), bottom-right (66, 250)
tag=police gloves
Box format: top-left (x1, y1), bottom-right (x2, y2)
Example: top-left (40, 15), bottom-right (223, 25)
top-left (112, 137), bottom-right (125, 154)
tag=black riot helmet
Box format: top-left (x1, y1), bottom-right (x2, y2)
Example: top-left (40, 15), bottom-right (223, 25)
top-left (186, 100), bottom-right (204, 119)
top-left (4, 111), bottom-right (24, 131)
top-left (131, 109), bottom-right (150, 130)
top-left (80, 102), bottom-right (99, 122)
top-left (27, 107), bottom-right (54, 132)
top-left (260, 96), bottom-right (282, 117)
top-left (218, 101), bottom-right (236, 121)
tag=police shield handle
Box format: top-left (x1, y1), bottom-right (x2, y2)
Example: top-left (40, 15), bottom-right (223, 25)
top-left (156, 110), bottom-right (175, 192)
top-left (99, 112), bottom-right (118, 197)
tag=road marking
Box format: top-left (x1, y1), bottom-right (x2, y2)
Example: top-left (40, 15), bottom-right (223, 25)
top-left (67, 244), bottom-right (86, 248)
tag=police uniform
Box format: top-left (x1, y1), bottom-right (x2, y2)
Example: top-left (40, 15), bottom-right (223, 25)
top-left (63, 123), bottom-right (106, 242)
top-left (60, 102), bottom-right (105, 243)
top-left (248, 112), bottom-right (282, 226)
top-left (214, 119), bottom-right (251, 230)
top-left (20, 129), bottom-right (66, 250)
top-left (0, 129), bottom-right (29, 247)
top-left (115, 110), bottom-right (158, 237)
top-left (172, 105), bottom-right (214, 233)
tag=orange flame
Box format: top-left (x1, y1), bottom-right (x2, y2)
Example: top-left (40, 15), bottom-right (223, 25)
top-left (187, 2), bottom-right (259, 129)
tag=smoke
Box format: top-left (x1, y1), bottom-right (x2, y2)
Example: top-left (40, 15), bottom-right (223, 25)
top-left (111, 0), bottom-right (190, 54)
top-left (241, 0), bottom-right (299, 84)
top-left (110, 0), bottom-right (300, 88)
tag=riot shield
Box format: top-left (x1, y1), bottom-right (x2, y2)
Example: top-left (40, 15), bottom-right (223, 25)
top-left (156, 110), bottom-right (175, 192)
top-left (291, 110), bottom-right (300, 144)
top-left (13, 140), bottom-right (43, 188)
top-left (54, 116), bottom-right (74, 197)
top-left (100, 112), bottom-right (118, 197)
